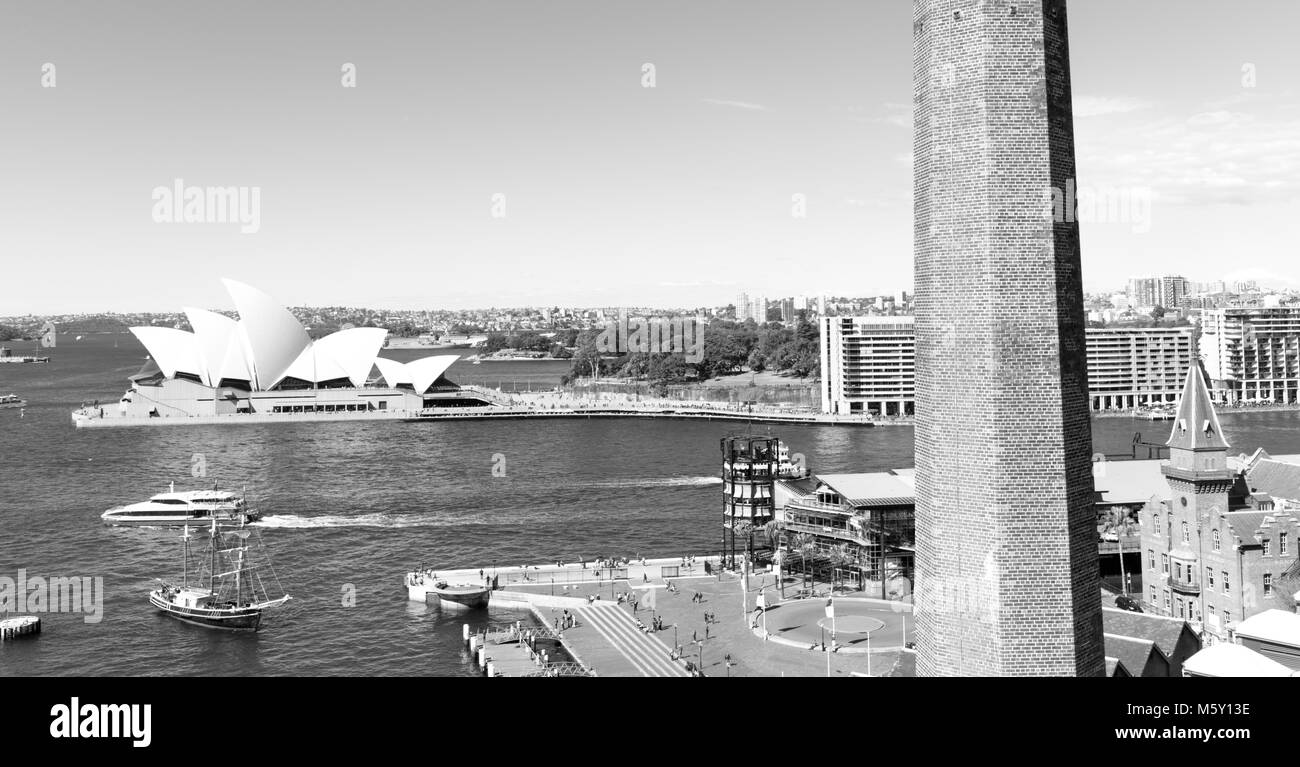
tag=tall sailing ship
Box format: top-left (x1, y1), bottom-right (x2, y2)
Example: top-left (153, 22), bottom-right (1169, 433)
top-left (149, 519), bottom-right (291, 631)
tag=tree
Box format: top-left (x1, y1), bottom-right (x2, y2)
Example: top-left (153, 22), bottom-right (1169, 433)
top-left (569, 329), bottom-right (607, 380)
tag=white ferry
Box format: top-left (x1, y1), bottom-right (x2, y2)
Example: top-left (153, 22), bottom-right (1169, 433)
top-left (102, 483), bottom-right (260, 526)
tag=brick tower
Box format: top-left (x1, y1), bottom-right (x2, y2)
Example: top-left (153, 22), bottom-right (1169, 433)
top-left (912, 0), bottom-right (1105, 676)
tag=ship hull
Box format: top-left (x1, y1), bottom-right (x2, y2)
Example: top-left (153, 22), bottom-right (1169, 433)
top-left (103, 512), bottom-right (259, 527)
top-left (150, 592), bottom-right (262, 631)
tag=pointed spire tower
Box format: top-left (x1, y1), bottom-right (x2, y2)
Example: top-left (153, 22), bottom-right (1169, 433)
top-left (1166, 364), bottom-right (1230, 469)
top-left (1162, 364), bottom-right (1234, 517)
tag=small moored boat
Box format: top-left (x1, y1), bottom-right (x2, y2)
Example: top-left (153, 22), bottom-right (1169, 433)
top-left (432, 582), bottom-right (491, 609)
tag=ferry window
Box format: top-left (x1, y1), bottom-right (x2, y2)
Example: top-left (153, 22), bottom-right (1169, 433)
top-left (378, 401), bottom-right (387, 410)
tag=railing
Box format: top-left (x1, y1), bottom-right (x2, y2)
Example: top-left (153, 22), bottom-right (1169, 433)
top-left (1096, 535), bottom-right (1142, 555)
top-left (1169, 576), bottom-right (1200, 595)
top-left (522, 662), bottom-right (594, 678)
top-left (785, 499), bottom-right (852, 514)
top-left (781, 519), bottom-right (866, 544)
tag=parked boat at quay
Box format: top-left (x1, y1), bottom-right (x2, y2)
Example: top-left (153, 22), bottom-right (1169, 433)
top-left (406, 570), bottom-right (492, 609)
top-left (0, 394), bottom-right (26, 409)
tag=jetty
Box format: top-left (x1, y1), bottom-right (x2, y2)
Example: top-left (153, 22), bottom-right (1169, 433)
top-left (0, 616), bottom-right (41, 640)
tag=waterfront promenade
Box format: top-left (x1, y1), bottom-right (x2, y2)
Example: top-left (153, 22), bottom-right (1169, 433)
top-left (73, 399), bottom-right (877, 428)
top-left (409, 558), bottom-right (913, 677)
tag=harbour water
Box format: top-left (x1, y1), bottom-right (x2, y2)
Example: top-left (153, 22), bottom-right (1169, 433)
top-left (3, 333), bottom-right (1300, 676)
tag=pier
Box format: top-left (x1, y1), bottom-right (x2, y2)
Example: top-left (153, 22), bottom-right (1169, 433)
top-left (408, 557), bottom-right (914, 677)
top-left (0, 616), bottom-right (41, 641)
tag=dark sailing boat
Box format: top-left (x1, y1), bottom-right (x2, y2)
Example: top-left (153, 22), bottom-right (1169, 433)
top-left (149, 519), bottom-right (291, 631)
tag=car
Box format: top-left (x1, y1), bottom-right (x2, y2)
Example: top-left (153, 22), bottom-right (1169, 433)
top-left (1100, 531), bottom-right (1119, 542)
top-left (1115, 595), bottom-right (1143, 613)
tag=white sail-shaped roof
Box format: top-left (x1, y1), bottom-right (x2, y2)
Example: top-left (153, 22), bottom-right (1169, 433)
top-left (183, 307), bottom-right (252, 386)
top-left (129, 327), bottom-right (205, 381)
top-left (313, 328), bottom-right (388, 386)
top-left (129, 280), bottom-right (409, 393)
top-left (374, 357), bottom-right (411, 388)
top-left (222, 278), bottom-right (311, 390)
top-left (374, 355), bottom-right (458, 393)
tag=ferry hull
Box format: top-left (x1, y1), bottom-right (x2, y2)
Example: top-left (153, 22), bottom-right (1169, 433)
top-left (103, 512), bottom-right (259, 527)
top-left (432, 588), bottom-right (491, 609)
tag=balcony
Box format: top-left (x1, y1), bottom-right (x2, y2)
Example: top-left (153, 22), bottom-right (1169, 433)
top-left (782, 519), bottom-right (867, 545)
top-left (1169, 575), bottom-right (1201, 595)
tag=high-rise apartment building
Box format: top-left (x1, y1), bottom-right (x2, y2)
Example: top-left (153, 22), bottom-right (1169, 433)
top-left (1202, 307), bottom-right (1300, 404)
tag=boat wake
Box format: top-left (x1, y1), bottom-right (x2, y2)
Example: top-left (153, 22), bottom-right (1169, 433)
top-left (256, 513), bottom-right (451, 529)
top-left (580, 476), bottom-right (721, 488)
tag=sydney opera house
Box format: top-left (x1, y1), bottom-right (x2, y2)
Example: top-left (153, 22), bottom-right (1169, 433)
top-left (95, 279), bottom-right (492, 422)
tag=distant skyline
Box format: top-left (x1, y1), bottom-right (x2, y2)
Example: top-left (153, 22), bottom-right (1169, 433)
top-left (3, 0), bottom-right (1299, 314)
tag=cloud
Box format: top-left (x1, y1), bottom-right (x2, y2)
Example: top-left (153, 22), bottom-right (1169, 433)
top-left (700, 98), bottom-right (768, 112)
top-left (1077, 102), bottom-right (1300, 207)
top-left (1073, 96), bottom-right (1151, 118)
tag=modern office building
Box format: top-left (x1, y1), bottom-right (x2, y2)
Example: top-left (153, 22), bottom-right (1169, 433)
top-left (820, 319), bottom-right (1195, 414)
top-left (1129, 277), bottom-right (1160, 309)
top-left (1159, 275), bottom-right (1190, 310)
top-left (1201, 306), bottom-right (1300, 404)
top-left (913, 0), bottom-right (1103, 676)
top-left (819, 316), bottom-right (914, 416)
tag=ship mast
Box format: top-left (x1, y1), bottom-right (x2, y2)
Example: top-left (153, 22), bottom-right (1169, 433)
top-left (209, 518), bottom-right (218, 593)
top-left (182, 525), bottom-right (191, 588)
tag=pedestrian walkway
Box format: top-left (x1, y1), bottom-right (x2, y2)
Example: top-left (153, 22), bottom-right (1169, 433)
top-left (578, 603), bottom-right (688, 677)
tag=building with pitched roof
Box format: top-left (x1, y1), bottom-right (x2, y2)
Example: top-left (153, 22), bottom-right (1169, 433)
top-left (1101, 607), bottom-right (1201, 676)
top-left (1139, 365), bottom-right (1300, 642)
top-left (1103, 634), bottom-right (1171, 677)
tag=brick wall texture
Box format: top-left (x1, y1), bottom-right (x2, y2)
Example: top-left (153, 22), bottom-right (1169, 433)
top-left (912, 0), bottom-right (1105, 676)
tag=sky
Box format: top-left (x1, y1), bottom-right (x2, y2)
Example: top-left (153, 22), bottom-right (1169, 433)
top-left (2, 0), bottom-right (1298, 313)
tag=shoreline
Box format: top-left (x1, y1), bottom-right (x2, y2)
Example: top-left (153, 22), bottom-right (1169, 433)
top-left (72, 403), bottom-right (877, 428)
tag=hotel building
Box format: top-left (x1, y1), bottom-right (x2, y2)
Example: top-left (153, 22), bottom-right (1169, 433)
top-left (1201, 306), bottom-right (1300, 405)
top-left (820, 317), bottom-right (1195, 414)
